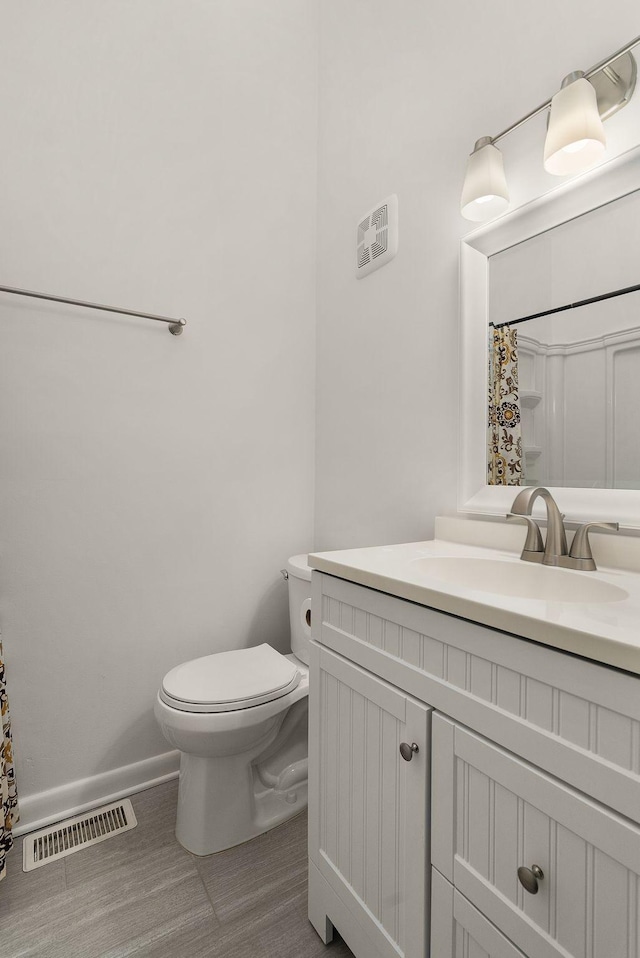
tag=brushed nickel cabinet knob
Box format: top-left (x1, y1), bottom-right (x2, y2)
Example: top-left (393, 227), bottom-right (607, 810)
top-left (517, 864), bottom-right (544, 894)
top-left (399, 742), bottom-right (419, 762)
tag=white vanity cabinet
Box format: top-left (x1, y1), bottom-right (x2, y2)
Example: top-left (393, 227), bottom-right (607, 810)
top-left (308, 571), bottom-right (640, 958)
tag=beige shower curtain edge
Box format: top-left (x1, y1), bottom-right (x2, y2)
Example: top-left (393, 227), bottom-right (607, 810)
top-left (0, 640), bottom-right (19, 881)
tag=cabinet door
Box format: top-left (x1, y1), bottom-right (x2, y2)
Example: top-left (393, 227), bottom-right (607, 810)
top-left (431, 869), bottom-right (527, 958)
top-left (433, 713), bottom-right (640, 958)
top-left (309, 642), bottom-right (431, 958)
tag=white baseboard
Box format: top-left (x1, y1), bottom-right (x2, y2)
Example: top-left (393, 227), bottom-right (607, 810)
top-left (13, 750), bottom-right (180, 837)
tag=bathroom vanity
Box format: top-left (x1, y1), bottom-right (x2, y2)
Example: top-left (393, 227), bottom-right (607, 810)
top-left (307, 524), bottom-right (640, 958)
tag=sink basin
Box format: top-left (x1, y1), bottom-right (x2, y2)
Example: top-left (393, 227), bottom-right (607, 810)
top-left (411, 557), bottom-right (628, 604)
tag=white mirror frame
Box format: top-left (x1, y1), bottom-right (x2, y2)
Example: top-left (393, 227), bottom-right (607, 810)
top-left (459, 144), bottom-right (640, 530)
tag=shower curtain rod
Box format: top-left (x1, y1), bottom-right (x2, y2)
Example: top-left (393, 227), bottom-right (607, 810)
top-left (0, 284), bottom-right (186, 336)
top-left (490, 281), bottom-right (640, 330)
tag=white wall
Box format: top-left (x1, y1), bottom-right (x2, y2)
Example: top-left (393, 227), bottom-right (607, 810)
top-left (0, 0), bottom-right (318, 824)
top-left (314, 0), bottom-right (640, 551)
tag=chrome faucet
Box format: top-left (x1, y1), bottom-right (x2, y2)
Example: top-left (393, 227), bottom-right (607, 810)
top-left (507, 486), bottom-right (619, 571)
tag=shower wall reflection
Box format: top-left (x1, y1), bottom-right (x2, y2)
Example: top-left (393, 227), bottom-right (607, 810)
top-left (517, 294), bottom-right (640, 488)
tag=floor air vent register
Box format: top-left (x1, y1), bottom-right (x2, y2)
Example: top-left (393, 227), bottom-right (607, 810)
top-left (22, 799), bottom-right (137, 872)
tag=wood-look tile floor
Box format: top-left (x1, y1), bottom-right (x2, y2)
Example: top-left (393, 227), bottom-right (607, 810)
top-left (0, 780), bottom-right (355, 958)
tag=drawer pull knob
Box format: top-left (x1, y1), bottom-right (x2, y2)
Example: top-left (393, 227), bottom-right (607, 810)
top-left (399, 742), bottom-right (419, 762)
top-left (517, 864), bottom-right (544, 894)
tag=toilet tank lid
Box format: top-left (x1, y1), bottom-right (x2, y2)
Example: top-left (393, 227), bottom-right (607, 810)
top-left (286, 554), bottom-right (312, 582)
top-left (161, 644), bottom-right (300, 711)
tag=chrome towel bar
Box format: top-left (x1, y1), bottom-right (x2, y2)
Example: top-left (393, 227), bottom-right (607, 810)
top-left (0, 284), bottom-right (186, 336)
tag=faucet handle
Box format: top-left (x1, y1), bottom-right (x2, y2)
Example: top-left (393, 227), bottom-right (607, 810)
top-left (507, 513), bottom-right (544, 562)
top-left (569, 521), bottom-right (619, 570)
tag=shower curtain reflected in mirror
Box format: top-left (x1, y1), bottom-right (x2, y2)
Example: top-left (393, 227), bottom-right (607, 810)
top-left (488, 325), bottom-right (523, 485)
top-left (0, 641), bottom-right (18, 880)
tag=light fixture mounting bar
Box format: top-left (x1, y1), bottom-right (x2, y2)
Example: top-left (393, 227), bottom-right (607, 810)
top-left (584, 34), bottom-right (640, 80)
top-left (491, 34), bottom-right (640, 146)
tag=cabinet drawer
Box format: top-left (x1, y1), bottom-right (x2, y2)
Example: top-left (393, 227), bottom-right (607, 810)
top-left (313, 571), bottom-right (640, 823)
top-left (432, 714), bottom-right (640, 958)
top-left (432, 869), bottom-right (527, 958)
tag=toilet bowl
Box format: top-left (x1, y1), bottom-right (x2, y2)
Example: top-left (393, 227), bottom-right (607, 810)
top-left (154, 554), bottom-right (312, 856)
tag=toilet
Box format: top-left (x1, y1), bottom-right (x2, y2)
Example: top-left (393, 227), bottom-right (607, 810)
top-left (154, 554), bottom-right (312, 856)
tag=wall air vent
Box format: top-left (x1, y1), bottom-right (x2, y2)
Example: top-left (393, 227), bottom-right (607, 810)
top-left (22, 799), bottom-right (137, 871)
top-left (356, 194), bottom-right (398, 278)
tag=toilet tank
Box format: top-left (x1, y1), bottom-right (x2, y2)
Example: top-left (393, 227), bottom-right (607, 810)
top-left (286, 554), bottom-right (312, 666)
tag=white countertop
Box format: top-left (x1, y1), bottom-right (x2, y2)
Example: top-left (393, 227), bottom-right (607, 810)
top-left (309, 531), bottom-right (640, 676)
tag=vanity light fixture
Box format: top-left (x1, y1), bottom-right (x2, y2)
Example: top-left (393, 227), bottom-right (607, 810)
top-left (460, 137), bottom-right (510, 222)
top-left (461, 34), bottom-right (639, 222)
top-left (543, 72), bottom-right (605, 175)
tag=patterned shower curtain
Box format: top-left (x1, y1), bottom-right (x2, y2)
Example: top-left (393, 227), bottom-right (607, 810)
top-left (488, 325), bottom-right (523, 485)
top-left (0, 641), bottom-right (18, 881)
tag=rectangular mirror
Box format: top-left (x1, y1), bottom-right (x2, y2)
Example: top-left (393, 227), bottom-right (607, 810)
top-left (460, 145), bottom-right (640, 527)
top-left (488, 189), bottom-right (640, 490)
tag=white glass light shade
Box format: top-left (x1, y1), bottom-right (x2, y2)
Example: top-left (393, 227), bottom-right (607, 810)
top-left (544, 76), bottom-right (606, 175)
top-left (460, 140), bottom-right (509, 222)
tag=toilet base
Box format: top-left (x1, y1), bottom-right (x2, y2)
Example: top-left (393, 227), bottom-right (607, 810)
top-left (175, 741), bottom-right (309, 856)
top-left (176, 752), bottom-right (246, 855)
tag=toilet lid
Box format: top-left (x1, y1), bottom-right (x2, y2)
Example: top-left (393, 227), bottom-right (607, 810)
top-left (160, 644), bottom-right (301, 713)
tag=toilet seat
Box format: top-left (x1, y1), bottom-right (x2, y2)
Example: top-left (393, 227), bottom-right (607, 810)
top-left (159, 643), bottom-right (301, 713)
